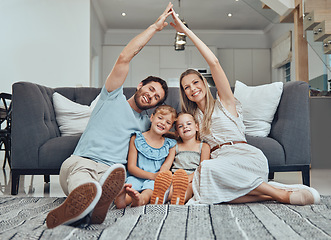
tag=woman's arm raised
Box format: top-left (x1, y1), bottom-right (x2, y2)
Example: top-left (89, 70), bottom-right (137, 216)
top-left (170, 9), bottom-right (237, 117)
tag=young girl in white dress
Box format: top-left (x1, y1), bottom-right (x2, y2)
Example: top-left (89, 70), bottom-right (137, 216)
top-left (169, 7), bottom-right (320, 206)
top-left (114, 105), bottom-right (177, 208)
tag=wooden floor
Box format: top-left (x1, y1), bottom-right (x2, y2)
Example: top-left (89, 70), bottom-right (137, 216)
top-left (1, 152), bottom-right (331, 197)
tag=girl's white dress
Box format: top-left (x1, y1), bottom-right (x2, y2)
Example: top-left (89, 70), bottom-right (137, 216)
top-left (187, 96), bottom-right (269, 204)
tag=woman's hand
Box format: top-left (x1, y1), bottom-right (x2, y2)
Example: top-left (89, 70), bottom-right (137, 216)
top-left (153, 2), bottom-right (173, 31)
top-left (169, 8), bottom-right (188, 33)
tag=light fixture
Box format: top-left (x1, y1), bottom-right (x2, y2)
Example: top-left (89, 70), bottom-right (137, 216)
top-left (227, 13), bottom-right (233, 17)
top-left (174, 0), bottom-right (188, 51)
top-left (121, 12), bottom-right (126, 17)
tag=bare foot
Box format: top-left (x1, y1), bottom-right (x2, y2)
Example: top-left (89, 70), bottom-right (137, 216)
top-left (126, 187), bottom-right (145, 207)
top-left (114, 183), bottom-right (131, 209)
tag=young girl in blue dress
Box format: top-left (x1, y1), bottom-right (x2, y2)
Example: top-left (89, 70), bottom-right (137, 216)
top-left (115, 105), bottom-right (177, 208)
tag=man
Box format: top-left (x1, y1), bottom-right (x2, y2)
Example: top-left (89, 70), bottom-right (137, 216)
top-left (46, 2), bottom-right (174, 228)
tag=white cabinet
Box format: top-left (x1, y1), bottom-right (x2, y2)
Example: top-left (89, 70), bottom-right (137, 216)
top-left (159, 46), bottom-right (216, 86)
top-left (103, 45), bottom-right (216, 87)
top-left (218, 48), bottom-right (271, 87)
top-left (252, 49), bottom-right (271, 86)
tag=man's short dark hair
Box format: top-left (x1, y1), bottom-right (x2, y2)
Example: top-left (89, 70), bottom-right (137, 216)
top-left (141, 76), bottom-right (168, 105)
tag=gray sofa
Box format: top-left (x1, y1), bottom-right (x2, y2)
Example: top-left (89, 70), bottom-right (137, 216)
top-left (11, 81), bottom-right (311, 195)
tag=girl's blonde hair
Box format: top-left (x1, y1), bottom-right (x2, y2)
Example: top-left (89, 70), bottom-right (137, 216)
top-left (175, 112), bottom-right (200, 141)
top-left (153, 105), bottom-right (177, 123)
top-left (179, 69), bottom-right (215, 135)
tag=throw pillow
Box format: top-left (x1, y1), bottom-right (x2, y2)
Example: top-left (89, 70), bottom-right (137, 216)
top-left (234, 80), bottom-right (283, 137)
top-left (53, 92), bottom-right (100, 136)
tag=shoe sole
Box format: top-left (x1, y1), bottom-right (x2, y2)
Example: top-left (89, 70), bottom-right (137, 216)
top-left (150, 171), bottom-right (172, 204)
top-left (90, 164), bottom-right (126, 224)
top-left (268, 181), bottom-right (321, 204)
top-left (171, 169), bottom-right (188, 205)
top-left (46, 182), bottom-right (101, 228)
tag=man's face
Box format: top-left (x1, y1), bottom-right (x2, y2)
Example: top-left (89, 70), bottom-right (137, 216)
top-left (134, 82), bottom-right (165, 110)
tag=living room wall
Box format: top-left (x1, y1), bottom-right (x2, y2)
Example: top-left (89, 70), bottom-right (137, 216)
top-left (0, 0), bottom-right (91, 93)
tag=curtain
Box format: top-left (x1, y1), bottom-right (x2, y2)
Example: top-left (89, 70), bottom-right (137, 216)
top-left (272, 31), bottom-right (292, 68)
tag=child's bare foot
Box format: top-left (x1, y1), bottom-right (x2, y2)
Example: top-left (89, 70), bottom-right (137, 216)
top-left (126, 187), bottom-right (144, 207)
top-left (114, 183), bottom-right (132, 209)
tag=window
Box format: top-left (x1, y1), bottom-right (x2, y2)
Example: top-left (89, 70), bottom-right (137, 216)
top-left (284, 62), bottom-right (291, 82)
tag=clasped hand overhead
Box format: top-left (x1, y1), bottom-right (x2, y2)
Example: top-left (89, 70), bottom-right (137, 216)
top-left (154, 2), bottom-right (188, 34)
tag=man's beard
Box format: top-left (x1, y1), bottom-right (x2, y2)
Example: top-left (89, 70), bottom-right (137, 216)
top-left (134, 89), bottom-right (157, 111)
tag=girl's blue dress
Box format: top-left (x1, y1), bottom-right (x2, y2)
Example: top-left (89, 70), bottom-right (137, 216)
top-left (126, 131), bottom-right (176, 191)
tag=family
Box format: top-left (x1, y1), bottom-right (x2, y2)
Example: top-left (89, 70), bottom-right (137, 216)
top-left (46, 2), bottom-right (320, 229)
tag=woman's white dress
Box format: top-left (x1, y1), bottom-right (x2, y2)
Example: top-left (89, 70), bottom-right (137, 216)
top-left (187, 96), bottom-right (269, 204)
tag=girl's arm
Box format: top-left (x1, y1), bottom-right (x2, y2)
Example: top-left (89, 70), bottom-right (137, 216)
top-left (170, 10), bottom-right (237, 117)
top-left (200, 142), bottom-right (211, 163)
top-left (127, 136), bottom-right (157, 180)
top-left (159, 146), bottom-right (176, 172)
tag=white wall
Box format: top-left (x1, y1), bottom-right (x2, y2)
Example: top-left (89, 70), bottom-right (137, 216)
top-left (0, 0), bottom-right (90, 93)
top-left (90, 2), bottom-right (106, 88)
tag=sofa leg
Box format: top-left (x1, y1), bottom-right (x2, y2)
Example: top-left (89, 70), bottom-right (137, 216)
top-left (302, 166), bottom-right (310, 186)
top-left (268, 172), bottom-right (275, 180)
top-left (11, 171), bottom-right (20, 195)
top-left (44, 175), bottom-right (50, 183)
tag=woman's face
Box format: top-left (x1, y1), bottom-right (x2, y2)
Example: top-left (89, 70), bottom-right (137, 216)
top-left (181, 73), bottom-right (206, 104)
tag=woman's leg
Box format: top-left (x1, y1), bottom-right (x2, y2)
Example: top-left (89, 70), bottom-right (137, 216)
top-left (230, 182), bottom-right (291, 204)
top-left (184, 182), bottom-right (194, 203)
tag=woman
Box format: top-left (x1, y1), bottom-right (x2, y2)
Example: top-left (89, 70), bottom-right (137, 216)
top-left (169, 8), bottom-right (320, 205)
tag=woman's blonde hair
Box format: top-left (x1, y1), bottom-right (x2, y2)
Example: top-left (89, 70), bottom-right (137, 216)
top-left (153, 105), bottom-right (177, 123)
top-left (179, 69), bottom-right (215, 135)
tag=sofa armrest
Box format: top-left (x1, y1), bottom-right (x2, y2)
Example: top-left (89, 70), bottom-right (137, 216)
top-left (269, 81), bottom-right (310, 165)
top-left (12, 82), bottom-right (59, 169)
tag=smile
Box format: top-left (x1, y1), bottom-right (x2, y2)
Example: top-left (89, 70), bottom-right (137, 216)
top-left (192, 90), bottom-right (201, 97)
top-left (142, 95), bottom-right (150, 104)
top-left (157, 124), bottom-right (165, 130)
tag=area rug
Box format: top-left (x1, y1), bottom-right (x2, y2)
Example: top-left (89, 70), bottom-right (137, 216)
top-left (0, 196), bottom-right (331, 240)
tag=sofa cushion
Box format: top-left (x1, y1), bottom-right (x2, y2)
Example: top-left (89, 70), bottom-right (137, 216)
top-left (53, 92), bottom-right (100, 136)
top-left (234, 81), bottom-right (283, 137)
top-left (39, 135), bottom-right (81, 169)
top-left (246, 135), bottom-right (285, 166)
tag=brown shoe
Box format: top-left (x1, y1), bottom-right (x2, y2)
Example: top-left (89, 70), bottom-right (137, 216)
top-left (150, 171), bottom-right (172, 204)
top-left (90, 164), bottom-right (126, 224)
top-left (46, 182), bottom-right (101, 229)
top-left (171, 169), bottom-right (188, 205)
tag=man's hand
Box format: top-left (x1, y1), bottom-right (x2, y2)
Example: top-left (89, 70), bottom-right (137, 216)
top-left (153, 2), bottom-right (173, 31)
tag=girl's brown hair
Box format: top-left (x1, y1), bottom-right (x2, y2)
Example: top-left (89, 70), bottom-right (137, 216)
top-left (179, 69), bottom-right (215, 135)
top-left (153, 105), bottom-right (177, 123)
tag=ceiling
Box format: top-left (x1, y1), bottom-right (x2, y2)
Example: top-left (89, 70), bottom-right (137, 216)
top-left (94, 0), bottom-right (280, 31)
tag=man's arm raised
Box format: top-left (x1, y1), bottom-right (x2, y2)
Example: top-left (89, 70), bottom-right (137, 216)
top-left (105, 2), bottom-right (173, 92)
